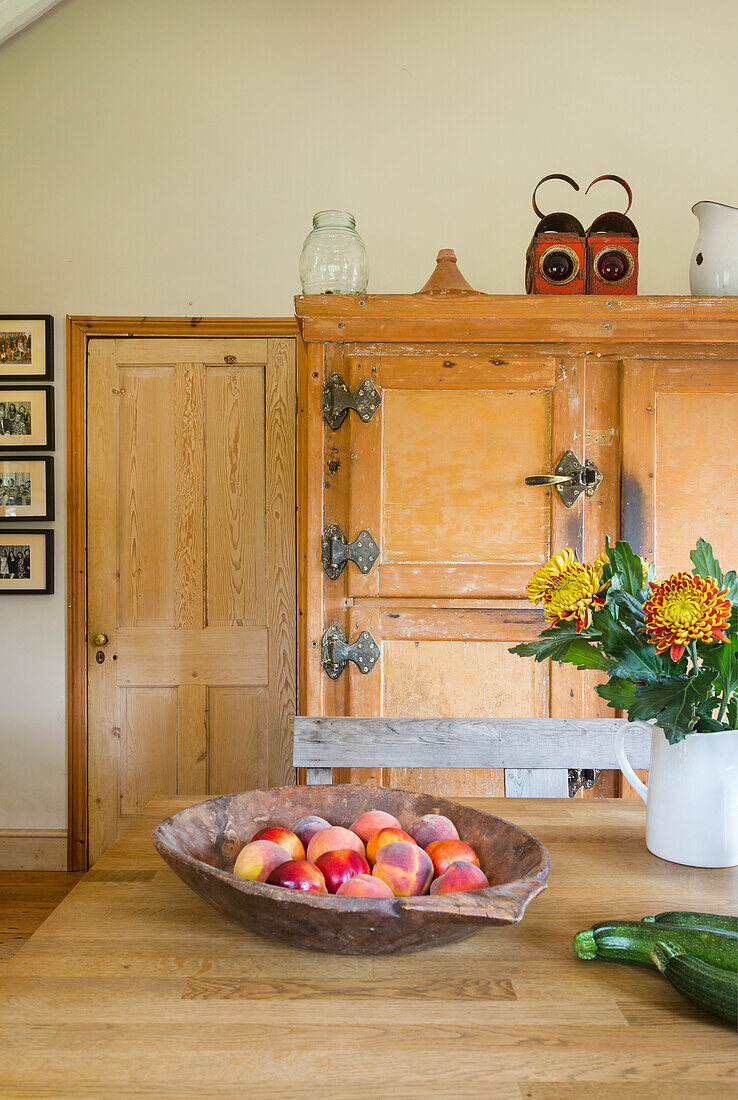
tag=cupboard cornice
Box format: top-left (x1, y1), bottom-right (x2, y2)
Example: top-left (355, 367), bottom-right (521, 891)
top-left (295, 294), bottom-right (737, 349)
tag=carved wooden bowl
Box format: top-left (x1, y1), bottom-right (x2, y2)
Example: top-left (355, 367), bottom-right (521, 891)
top-left (152, 785), bottom-right (550, 955)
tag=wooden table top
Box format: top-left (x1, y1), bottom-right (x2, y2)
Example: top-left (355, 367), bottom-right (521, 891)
top-left (1, 797), bottom-right (736, 1099)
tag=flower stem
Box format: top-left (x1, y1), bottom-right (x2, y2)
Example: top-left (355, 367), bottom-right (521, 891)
top-left (716, 692), bottom-right (728, 724)
top-left (689, 641), bottom-right (700, 673)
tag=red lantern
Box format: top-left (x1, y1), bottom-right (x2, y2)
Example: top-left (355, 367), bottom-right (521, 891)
top-left (525, 174), bottom-right (587, 295)
top-left (585, 175), bottom-right (639, 295)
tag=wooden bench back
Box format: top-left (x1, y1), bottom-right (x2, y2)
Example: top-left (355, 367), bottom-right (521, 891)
top-left (293, 717), bottom-right (651, 797)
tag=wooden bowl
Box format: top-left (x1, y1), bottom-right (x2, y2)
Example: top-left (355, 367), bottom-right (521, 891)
top-left (152, 785), bottom-right (550, 955)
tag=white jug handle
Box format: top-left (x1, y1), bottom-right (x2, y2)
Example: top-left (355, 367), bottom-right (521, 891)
top-left (615, 721), bottom-right (649, 803)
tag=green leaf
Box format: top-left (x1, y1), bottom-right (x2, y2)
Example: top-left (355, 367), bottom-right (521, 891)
top-left (556, 638), bottom-right (607, 670)
top-left (628, 672), bottom-right (717, 743)
top-left (510, 626), bottom-right (603, 666)
top-left (690, 539), bottom-right (723, 584)
top-left (599, 614), bottom-right (671, 682)
top-left (595, 678), bottom-right (637, 711)
top-left (700, 607), bottom-right (738, 701)
top-left (727, 696), bottom-right (738, 729)
top-left (607, 589), bottom-right (646, 625)
top-left (607, 540), bottom-right (647, 597)
top-left (720, 570), bottom-right (738, 604)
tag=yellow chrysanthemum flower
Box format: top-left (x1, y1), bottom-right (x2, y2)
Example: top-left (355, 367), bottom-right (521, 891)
top-left (643, 572), bottom-right (731, 663)
top-left (526, 548), bottom-right (606, 633)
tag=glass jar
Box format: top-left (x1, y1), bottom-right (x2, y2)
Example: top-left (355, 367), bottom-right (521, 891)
top-left (299, 210), bottom-right (369, 294)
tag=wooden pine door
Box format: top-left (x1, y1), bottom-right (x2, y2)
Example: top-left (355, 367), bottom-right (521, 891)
top-left (87, 337), bottom-right (295, 862)
top-left (306, 345), bottom-right (620, 796)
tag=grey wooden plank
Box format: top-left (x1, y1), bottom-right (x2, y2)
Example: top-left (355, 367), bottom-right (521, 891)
top-left (305, 767), bottom-right (332, 785)
top-left (504, 768), bottom-right (569, 798)
top-left (293, 717), bottom-right (651, 770)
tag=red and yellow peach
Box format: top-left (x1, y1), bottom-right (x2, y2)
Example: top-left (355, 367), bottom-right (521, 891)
top-left (266, 859), bottom-right (327, 892)
top-left (366, 827), bottom-right (416, 866)
top-left (251, 826), bottom-right (305, 861)
top-left (429, 860), bottom-right (489, 894)
top-left (425, 839), bottom-right (481, 877)
top-left (306, 826), bottom-right (365, 864)
top-left (349, 810), bottom-right (402, 844)
top-left (372, 840), bottom-right (433, 897)
top-left (313, 849), bottom-right (370, 894)
top-left (336, 874), bottom-right (394, 898)
top-left (233, 839), bottom-right (290, 882)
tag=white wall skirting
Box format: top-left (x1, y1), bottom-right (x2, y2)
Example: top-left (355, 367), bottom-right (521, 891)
top-left (0, 828), bottom-right (67, 870)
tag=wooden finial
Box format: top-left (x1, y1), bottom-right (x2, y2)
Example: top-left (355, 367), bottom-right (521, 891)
top-left (417, 249), bottom-right (477, 294)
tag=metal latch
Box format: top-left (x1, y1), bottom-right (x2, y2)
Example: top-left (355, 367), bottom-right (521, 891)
top-left (568, 768), bottom-right (603, 797)
top-left (321, 524), bottom-right (380, 580)
top-left (321, 623), bottom-right (381, 679)
top-left (525, 449), bottom-right (603, 509)
top-left (322, 371), bottom-right (382, 430)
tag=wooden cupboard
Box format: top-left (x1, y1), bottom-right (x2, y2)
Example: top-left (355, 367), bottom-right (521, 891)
top-left (295, 295), bottom-right (737, 798)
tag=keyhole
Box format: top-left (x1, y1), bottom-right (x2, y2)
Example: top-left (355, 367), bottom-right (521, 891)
top-left (96, 650), bottom-right (105, 664)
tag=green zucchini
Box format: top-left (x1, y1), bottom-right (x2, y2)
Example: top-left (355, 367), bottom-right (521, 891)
top-left (573, 920), bottom-right (738, 972)
top-left (651, 943), bottom-right (737, 1025)
top-left (642, 911), bottom-right (738, 934)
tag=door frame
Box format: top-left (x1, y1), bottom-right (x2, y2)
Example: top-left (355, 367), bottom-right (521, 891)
top-left (66, 317), bottom-right (301, 870)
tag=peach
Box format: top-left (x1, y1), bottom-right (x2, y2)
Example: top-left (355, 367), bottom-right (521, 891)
top-left (306, 826), bottom-right (365, 864)
top-left (232, 839), bottom-right (290, 882)
top-left (349, 810), bottom-right (402, 844)
top-left (366, 827), bottom-right (416, 866)
top-left (313, 849), bottom-right (370, 894)
top-left (407, 813), bottom-right (459, 849)
top-left (266, 859), bottom-right (327, 892)
top-left (372, 841), bottom-right (433, 897)
top-left (336, 874), bottom-right (394, 899)
top-left (290, 815), bottom-right (332, 848)
top-left (425, 839), bottom-right (481, 877)
top-left (429, 860), bottom-right (489, 895)
top-left (251, 826), bottom-right (305, 861)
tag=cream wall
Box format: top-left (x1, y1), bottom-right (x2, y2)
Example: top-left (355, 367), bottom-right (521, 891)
top-left (0, 0), bottom-right (736, 835)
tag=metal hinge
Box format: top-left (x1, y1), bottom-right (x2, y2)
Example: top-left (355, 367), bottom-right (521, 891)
top-left (568, 768), bottom-right (603, 797)
top-left (525, 449), bottom-right (603, 509)
top-left (321, 523), bottom-right (380, 580)
top-left (322, 371), bottom-right (381, 430)
top-left (320, 623), bottom-right (381, 679)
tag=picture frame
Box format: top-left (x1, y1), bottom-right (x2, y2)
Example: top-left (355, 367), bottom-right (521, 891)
top-left (0, 386), bottom-right (54, 451)
top-left (0, 529), bottom-right (54, 594)
top-left (0, 316), bottom-right (53, 381)
top-left (0, 456), bottom-right (54, 521)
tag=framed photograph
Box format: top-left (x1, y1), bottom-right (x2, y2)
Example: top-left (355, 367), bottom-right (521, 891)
top-left (0, 386), bottom-right (54, 451)
top-left (0, 457), bottom-right (54, 521)
top-left (0, 316), bottom-right (53, 381)
top-left (0, 529), bottom-right (53, 594)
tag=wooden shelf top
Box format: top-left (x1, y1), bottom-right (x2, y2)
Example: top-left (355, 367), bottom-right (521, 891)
top-left (295, 293), bottom-right (738, 346)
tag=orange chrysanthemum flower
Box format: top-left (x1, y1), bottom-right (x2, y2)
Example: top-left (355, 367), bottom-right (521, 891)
top-left (526, 548), bottom-right (607, 633)
top-left (643, 572), bottom-right (731, 663)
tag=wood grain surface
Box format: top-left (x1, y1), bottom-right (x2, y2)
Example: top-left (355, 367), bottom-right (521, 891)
top-left (1, 797), bottom-right (735, 1098)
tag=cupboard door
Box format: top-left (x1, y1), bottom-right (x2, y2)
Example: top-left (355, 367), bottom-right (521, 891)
top-left (310, 348), bottom-right (621, 796)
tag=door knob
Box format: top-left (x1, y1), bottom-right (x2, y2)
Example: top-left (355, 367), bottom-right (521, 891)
top-left (90, 632), bottom-right (109, 647)
top-left (525, 449), bottom-right (602, 509)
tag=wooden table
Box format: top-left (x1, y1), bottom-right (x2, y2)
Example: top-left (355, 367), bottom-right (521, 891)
top-left (1, 798), bottom-right (736, 1099)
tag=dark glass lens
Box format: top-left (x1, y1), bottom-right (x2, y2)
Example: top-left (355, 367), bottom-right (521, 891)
top-left (541, 250), bottom-right (574, 283)
top-left (597, 250), bottom-right (629, 282)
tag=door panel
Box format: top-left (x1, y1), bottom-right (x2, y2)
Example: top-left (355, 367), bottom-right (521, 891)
top-left (620, 358), bottom-right (738, 797)
top-left (87, 336), bottom-right (296, 863)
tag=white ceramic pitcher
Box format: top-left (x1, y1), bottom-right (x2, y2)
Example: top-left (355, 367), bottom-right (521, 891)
top-left (689, 200), bottom-right (738, 296)
top-left (615, 722), bottom-right (738, 868)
